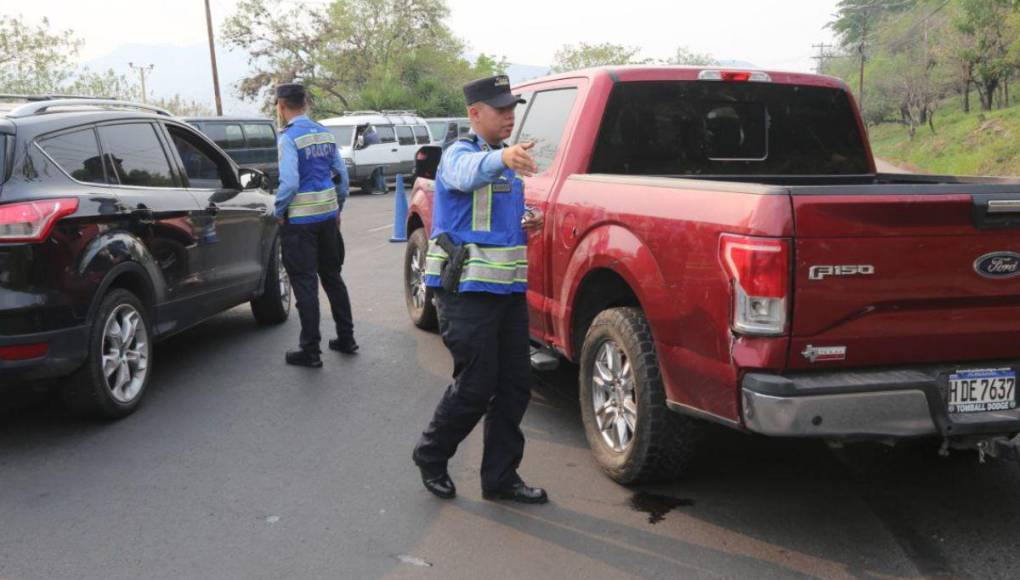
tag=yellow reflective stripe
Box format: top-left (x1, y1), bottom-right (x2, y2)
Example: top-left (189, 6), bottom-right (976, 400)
top-left (293, 132), bottom-right (335, 148)
top-left (472, 185), bottom-right (492, 232)
top-left (289, 198), bottom-right (339, 217)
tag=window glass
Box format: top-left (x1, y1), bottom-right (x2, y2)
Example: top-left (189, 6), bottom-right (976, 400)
top-left (242, 123), bottom-right (277, 148)
top-left (200, 122), bottom-right (245, 149)
top-left (427, 122), bottom-right (446, 141)
top-left (413, 125), bottom-right (431, 145)
top-left (97, 123), bottom-right (176, 187)
top-left (396, 125), bottom-right (416, 146)
top-left (328, 126), bottom-right (355, 147)
top-left (588, 81), bottom-right (870, 175)
top-left (376, 125), bottom-right (396, 143)
top-left (39, 127), bottom-right (109, 184)
top-left (168, 126), bottom-right (227, 188)
top-left (515, 88), bottom-right (578, 173)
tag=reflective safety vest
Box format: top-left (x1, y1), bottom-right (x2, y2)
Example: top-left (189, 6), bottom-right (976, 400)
top-left (282, 117), bottom-right (340, 224)
top-left (424, 136), bottom-right (527, 294)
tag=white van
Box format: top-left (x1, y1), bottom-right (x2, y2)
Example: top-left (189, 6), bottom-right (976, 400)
top-left (319, 111), bottom-right (432, 193)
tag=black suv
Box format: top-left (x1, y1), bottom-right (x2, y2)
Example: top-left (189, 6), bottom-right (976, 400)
top-left (0, 97), bottom-right (290, 418)
top-left (182, 116), bottom-right (279, 190)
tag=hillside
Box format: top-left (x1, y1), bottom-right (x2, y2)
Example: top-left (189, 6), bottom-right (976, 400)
top-left (867, 97), bottom-right (1020, 177)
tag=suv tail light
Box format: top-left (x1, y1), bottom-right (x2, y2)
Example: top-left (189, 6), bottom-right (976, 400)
top-left (0, 198), bottom-right (79, 243)
top-left (720, 234), bottom-right (790, 336)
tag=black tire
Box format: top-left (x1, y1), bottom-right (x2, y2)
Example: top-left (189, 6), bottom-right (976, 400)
top-left (251, 238), bottom-right (291, 325)
top-left (404, 228), bottom-right (438, 331)
top-left (62, 289), bottom-right (154, 419)
top-left (578, 307), bottom-right (700, 484)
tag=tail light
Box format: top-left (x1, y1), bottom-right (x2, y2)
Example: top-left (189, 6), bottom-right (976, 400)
top-left (0, 198), bottom-right (79, 243)
top-left (720, 234), bottom-right (790, 336)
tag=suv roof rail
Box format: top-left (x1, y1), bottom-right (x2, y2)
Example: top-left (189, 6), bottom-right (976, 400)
top-left (342, 110), bottom-right (383, 116)
top-left (380, 109), bottom-right (418, 116)
top-left (6, 99), bottom-right (172, 119)
top-left (0, 94), bottom-right (110, 102)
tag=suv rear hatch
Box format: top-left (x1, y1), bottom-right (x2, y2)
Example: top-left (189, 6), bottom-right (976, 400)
top-left (788, 179), bottom-right (1020, 370)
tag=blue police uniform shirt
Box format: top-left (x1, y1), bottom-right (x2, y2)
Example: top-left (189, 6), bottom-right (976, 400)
top-left (425, 134), bottom-right (527, 294)
top-left (276, 114), bottom-right (350, 222)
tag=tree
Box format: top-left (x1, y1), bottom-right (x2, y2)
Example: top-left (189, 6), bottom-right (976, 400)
top-left (665, 46), bottom-right (716, 66)
top-left (223, 0), bottom-right (483, 116)
top-left (953, 0), bottom-right (1020, 110)
top-left (549, 42), bottom-right (647, 73)
top-left (152, 95), bottom-right (215, 116)
top-left (0, 15), bottom-right (138, 99)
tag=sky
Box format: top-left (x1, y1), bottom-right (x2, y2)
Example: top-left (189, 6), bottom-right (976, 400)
top-left (12, 0), bottom-right (841, 71)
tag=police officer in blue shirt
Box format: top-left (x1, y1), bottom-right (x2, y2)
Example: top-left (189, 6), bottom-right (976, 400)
top-left (275, 83), bottom-right (359, 368)
top-left (412, 75), bottom-right (548, 504)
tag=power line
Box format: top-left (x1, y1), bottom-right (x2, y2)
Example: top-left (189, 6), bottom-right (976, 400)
top-left (811, 42), bottom-right (836, 73)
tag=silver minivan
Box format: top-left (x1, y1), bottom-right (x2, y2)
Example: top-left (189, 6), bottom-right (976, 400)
top-left (319, 111), bottom-right (431, 193)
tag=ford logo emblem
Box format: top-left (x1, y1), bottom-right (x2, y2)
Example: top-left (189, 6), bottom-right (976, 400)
top-left (974, 251), bottom-right (1020, 279)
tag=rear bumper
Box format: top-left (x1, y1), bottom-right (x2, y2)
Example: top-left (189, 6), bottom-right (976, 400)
top-left (741, 362), bottom-right (1020, 439)
top-left (0, 325), bottom-right (89, 382)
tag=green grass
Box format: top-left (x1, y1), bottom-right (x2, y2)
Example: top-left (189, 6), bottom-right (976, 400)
top-left (867, 96), bottom-right (1020, 176)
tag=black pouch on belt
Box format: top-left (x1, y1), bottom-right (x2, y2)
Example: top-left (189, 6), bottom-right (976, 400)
top-left (435, 233), bottom-right (468, 293)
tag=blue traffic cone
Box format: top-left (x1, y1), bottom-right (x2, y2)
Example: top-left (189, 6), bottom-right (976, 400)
top-left (389, 174), bottom-right (408, 242)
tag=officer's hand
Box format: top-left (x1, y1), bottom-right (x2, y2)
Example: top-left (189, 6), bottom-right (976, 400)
top-left (502, 141), bottom-right (538, 177)
top-left (277, 217), bottom-right (285, 226)
top-left (336, 213), bottom-right (342, 229)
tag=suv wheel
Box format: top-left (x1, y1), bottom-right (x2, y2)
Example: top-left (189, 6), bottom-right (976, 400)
top-left (404, 228), bottom-right (438, 330)
top-left (251, 239), bottom-right (291, 325)
top-left (63, 289), bottom-right (153, 419)
top-left (578, 307), bottom-right (700, 484)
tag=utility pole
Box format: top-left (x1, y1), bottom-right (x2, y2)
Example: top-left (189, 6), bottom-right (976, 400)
top-left (128, 62), bottom-right (154, 103)
top-left (204, 0), bottom-right (224, 116)
top-left (811, 42), bottom-right (834, 74)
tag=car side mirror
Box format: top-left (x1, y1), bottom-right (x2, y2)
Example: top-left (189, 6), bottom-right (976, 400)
top-left (414, 145), bottom-right (442, 181)
top-left (238, 167), bottom-right (266, 190)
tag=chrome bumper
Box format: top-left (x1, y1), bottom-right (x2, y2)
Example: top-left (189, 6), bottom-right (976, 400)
top-left (741, 365), bottom-right (1020, 439)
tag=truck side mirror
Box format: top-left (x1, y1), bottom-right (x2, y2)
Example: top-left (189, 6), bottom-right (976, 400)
top-left (414, 146), bottom-right (442, 181)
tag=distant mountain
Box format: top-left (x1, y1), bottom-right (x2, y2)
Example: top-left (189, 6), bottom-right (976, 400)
top-left (84, 43), bottom-right (258, 115)
top-left (86, 44), bottom-right (554, 117)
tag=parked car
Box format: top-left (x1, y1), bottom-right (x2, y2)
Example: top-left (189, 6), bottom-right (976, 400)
top-left (319, 111), bottom-right (431, 193)
top-left (405, 66), bottom-right (1020, 483)
top-left (424, 117), bottom-right (470, 147)
top-left (183, 116), bottom-right (279, 189)
top-left (0, 97), bottom-right (289, 418)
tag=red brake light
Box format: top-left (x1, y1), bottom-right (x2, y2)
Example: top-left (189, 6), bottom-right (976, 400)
top-left (0, 198), bottom-right (79, 243)
top-left (721, 236), bottom-right (789, 298)
top-left (722, 72), bottom-right (752, 82)
top-left (720, 235), bottom-right (790, 335)
top-left (0, 343), bottom-right (49, 361)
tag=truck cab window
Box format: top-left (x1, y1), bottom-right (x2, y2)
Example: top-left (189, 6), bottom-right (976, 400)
top-left (516, 88), bottom-right (577, 173)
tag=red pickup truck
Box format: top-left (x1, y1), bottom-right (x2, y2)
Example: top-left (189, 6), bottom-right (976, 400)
top-left (403, 66), bottom-right (1020, 483)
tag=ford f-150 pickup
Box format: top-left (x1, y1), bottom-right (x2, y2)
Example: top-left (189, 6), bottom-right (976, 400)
top-left (404, 66), bottom-right (1020, 483)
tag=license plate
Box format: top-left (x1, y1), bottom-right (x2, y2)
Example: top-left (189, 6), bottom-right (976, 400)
top-left (947, 368), bottom-right (1017, 414)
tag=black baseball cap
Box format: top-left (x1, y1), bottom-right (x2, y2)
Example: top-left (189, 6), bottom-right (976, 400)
top-left (275, 83), bottom-right (306, 101)
top-left (463, 75), bottom-right (526, 108)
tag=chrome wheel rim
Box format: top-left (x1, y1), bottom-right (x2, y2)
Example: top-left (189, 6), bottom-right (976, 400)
top-left (101, 304), bottom-right (149, 403)
top-left (278, 246), bottom-right (291, 314)
top-left (409, 244), bottom-right (427, 311)
top-left (592, 340), bottom-right (637, 453)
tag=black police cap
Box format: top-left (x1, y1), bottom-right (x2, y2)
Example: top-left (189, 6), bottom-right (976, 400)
top-left (463, 75), bottom-right (525, 108)
top-left (275, 83), bottom-right (306, 100)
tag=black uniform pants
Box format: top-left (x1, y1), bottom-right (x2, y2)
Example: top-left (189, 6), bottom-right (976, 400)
top-left (414, 289), bottom-right (531, 492)
top-left (280, 218), bottom-right (354, 354)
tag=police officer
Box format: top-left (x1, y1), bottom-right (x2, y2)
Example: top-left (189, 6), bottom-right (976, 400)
top-left (275, 83), bottom-right (359, 368)
top-left (412, 75), bottom-right (547, 504)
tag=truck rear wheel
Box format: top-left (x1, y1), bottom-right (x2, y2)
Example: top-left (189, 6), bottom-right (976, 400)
top-left (578, 307), bottom-right (699, 483)
top-left (404, 228), bottom-right (438, 330)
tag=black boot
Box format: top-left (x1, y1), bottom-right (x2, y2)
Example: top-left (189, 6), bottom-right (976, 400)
top-left (285, 349), bottom-right (322, 368)
top-left (328, 337), bottom-right (359, 354)
top-left (482, 481), bottom-right (548, 504)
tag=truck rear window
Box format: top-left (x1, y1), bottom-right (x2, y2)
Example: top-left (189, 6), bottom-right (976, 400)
top-left (589, 81), bottom-right (870, 176)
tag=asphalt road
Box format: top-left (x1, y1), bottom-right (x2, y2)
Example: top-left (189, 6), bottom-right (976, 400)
top-left (3, 192), bottom-right (1020, 579)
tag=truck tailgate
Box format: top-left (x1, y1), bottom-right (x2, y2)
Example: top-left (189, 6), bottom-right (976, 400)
top-left (788, 191), bottom-right (1020, 370)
